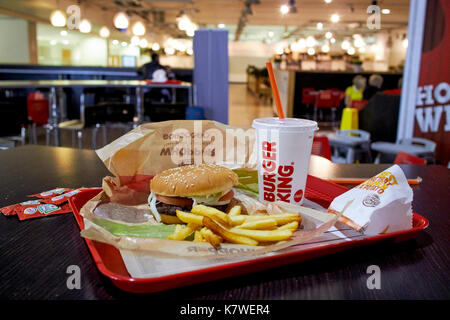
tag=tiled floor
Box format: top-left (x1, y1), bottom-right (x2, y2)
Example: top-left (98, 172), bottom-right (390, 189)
top-left (228, 83), bottom-right (274, 128)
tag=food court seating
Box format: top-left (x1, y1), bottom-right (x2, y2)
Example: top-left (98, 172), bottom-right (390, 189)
top-left (58, 92), bottom-right (108, 149)
top-left (371, 137), bottom-right (436, 164)
top-left (312, 136), bottom-right (332, 161)
top-left (394, 151), bottom-right (426, 165)
top-left (313, 90), bottom-right (337, 125)
top-left (302, 88), bottom-right (317, 110)
top-left (26, 92), bottom-right (52, 145)
top-left (328, 129), bottom-right (372, 163)
top-left (0, 96), bottom-right (29, 147)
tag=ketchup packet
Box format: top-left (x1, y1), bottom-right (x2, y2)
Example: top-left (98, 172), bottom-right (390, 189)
top-left (28, 188), bottom-right (73, 199)
top-left (41, 189), bottom-right (83, 205)
top-left (328, 164), bottom-right (413, 235)
top-left (16, 202), bottom-right (72, 221)
top-left (1, 200), bottom-right (42, 216)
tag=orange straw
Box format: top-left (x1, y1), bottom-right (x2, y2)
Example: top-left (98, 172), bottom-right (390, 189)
top-left (266, 61), bottom-right (285, 119)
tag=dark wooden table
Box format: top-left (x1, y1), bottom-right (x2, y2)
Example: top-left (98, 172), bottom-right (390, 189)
top-left (0, 145), bottom-right (449, 300)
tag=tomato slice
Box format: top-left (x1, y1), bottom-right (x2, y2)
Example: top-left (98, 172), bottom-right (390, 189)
top-left (155, 194), bottom-right (193, 207)
top-left (219, 190), bottom-right (234, 202)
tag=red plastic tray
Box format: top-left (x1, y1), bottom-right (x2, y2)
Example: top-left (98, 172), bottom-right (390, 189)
top-left (69, 175), bottom-right (428, 294)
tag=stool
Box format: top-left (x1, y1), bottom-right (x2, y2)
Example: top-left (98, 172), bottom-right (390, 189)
top-left (340, 108), bottom-right (358, 130)
top-left (328, 129), bottom-right (372, 163)
top-left (58, 93), bottom-right (107, 149)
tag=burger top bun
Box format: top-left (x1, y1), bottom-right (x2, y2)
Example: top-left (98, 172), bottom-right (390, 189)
top-left (150, 164), bottom-right (239, 197)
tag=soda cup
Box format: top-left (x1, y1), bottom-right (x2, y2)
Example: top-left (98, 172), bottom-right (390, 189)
top-left (252, 117), bottom-right (318, 205)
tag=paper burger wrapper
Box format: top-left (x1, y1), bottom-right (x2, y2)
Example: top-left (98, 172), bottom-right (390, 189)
top-left (328, 165), bottom-right (413, 236)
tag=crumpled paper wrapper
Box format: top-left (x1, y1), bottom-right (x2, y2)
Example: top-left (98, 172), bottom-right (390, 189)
top-left (80, 120), bottom-right (345, 259)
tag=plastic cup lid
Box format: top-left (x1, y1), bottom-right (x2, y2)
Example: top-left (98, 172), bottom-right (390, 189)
top-left (252, 117), bottom-right (318, 132)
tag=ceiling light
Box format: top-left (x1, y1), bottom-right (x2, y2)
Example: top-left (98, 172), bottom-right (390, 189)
top-left (186, 48), bottom-right (193, 55)
top-left (268, 31), bottom-right (274, 38)
top-left (50, 10), bottom-right (66, 27)
top-left (280, 4), bottom-right (289, 15)
top-left (132, 21), bottom-right (146, 36)
top-left (402, 38), bottom-right (408, 49)
top-left (354, 37), bottom-right (365, 48)
top-left (114, 12), bottom-right (129, 29)
top-left (275, 46), bottom-right (284, 55)
top-left (330, 38), bottom-right (336, 44)
top-left (317, 22), bottom-right (323, 30)
top-left (381, 9), bottom-right (390, 14)
top-left (325, 32), bottom-right (333, 39)
top-left (307, 48), bottom-right (315, 55)
top-left (165, 47), bottom-right (175, 55)
top-left (177, 14), bottom-right (191, 31)
top-left (99, 26), bottom-right (110, 38)
top-left (347, 47), bottom-right (355, 55)
top-left (112, 39), bottom-right (119, 45)
top-left (60, 30), bottom-right (68, 36)
top-left (218, 23), bottom-right (225, 29)
top-left (306, 36), bottom-right (316, 47)
top-left (321, 44), bottom-right (330, 53)
top-left (79, 19), bottom-right (91, 33)
top-left (131, 36), bottom-right (140, 46)
top-left (324, 0), bottom-right (332, 3)
top-left (139, 38), bottom-right (148, 48)
top-left (330, 14), bottom-right (340, 23)
top-left (297, 38), bottom-right (306, 49)
top-left (341, 40), bottom-right (350, 50)
top-left (121, 41), bottom-right (127, 47)
top-left (152, 42), bottom-right (160, 51)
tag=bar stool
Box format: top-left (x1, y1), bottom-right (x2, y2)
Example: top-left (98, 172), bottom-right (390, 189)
top-left (58, 93), bottom-right (107, 149)
top-left (328, 129), bottom-right (372, 163)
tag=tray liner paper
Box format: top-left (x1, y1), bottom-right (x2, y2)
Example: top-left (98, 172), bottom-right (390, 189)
top-left (80, 120), bottom-right (347, 259)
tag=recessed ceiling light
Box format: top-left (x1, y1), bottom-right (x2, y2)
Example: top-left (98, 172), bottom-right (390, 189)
top-left (218, 23), bottom-right (225, 29)
top-left (317, 22), bottom-right (323, 30)
top-left (330, 14), bottom-right (340, 23)
top-left (60, 30), bottom-right (68, 36)
top-left (325, 31), bottom-right (333, 39)
top-left (280, 4), bottom-right (289, 15)
top-left (381, 9), bottom-right (391, 14)
top-left (324, 0), bottom-right (332, 3)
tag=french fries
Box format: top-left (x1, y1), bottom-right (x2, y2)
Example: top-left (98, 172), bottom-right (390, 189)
top-left (202, 216), bottom-right (259, 246)
top-left (167, 204), bottom-right (301, 249)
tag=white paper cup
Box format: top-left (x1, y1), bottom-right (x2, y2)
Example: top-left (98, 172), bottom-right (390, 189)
top-left (252, 117), bottom-right (318, 205)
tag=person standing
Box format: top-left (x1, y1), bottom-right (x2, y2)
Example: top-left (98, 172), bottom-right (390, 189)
top-left (345, 75), bottom-right (367, 107)
top-left (363, 74), bottom-right (384, 100)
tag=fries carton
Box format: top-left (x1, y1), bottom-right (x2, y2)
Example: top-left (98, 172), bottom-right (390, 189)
top-left (328, 165), bottom-right (413, 235)
top-left (79, 121), bottom-right (345, 259)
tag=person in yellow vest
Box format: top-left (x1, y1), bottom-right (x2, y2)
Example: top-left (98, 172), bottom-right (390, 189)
top-left (345, 75), bottom-right (367, 107)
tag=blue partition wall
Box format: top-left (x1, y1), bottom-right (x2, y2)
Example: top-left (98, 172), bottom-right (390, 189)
top-left (193, 29), bottom-right (229, 124)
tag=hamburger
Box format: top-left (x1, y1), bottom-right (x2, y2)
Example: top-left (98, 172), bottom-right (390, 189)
top-left (148, 164), bottom-right (239, 222)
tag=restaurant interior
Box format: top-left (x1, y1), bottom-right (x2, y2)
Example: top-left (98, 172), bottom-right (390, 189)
top-left (0, 0), bottom-right (449, 302)
top-left (1, 0), bottom-right (439, 165)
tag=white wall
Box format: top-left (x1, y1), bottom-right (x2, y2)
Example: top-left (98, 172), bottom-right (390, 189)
top-left (0, 15), bottom-right (30, 64)
top-left (228, 41), bottom-right (275, 83)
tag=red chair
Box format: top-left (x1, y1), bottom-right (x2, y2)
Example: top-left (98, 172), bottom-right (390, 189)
top-left (383, 89), bottom-right (401, 95)
top-left (302, 88), bottom-right (318, 108)
top-left (27, 92), bottom-right (50, 144)
top-left (314, 90), bottom-right (337, 124)
top-left (351, 99), bottom-right (368, 111)
top-left (312, 136), bottom-right (332, 161)
top-left (330, 89), bottom-right (344, 108)
top-left (394, 151), bottom-right (426, 165)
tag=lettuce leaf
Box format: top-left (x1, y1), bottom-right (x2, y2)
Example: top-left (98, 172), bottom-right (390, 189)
top-left (233, 169), bottom-right (259, 196)
top-left (92, 218), bottom-right (176, 239)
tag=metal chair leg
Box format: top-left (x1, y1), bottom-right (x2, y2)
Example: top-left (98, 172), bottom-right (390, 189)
top-left (77, 130), bottom-right (83, 149)
top-left (101, 125), bottom-right (107, 147)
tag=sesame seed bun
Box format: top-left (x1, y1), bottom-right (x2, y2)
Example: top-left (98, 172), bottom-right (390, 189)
top-left (150, 164), bottom-right (239, 197)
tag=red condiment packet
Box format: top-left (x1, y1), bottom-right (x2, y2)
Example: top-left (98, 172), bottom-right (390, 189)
top-left (28, 188), bottom-right (73, 199)
top-left (16, 202), bottom-right (72, 221)
top-left (1, 200), bottom-right (42, 216)
top-left (41, 188), bottom-right (83, 205)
